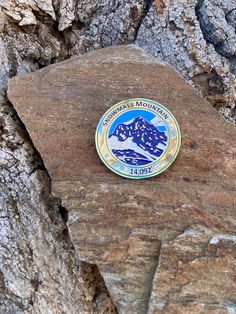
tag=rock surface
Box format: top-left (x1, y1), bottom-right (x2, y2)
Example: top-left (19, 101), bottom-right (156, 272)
top-left (8, 46), bottom-right (236, 314)
top-left (0, 102), bottom-right (117, 313)
top-left (1, 1), bottom-right (236, 312)
top-left (0, 0), bottom-right (236, 121)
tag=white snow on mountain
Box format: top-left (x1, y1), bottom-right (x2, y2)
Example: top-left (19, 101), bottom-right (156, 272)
top-left (108, 135), bottom-right (156, 161)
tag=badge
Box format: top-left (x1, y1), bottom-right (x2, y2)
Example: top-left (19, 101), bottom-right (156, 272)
top-left (95, 98), bottom-right (181, 179)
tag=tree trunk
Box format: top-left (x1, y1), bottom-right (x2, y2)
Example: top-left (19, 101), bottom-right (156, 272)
top-left (0, 1), bottom-right (235, 313)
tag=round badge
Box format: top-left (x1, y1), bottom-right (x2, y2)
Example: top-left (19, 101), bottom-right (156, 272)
top-left (95, 98), bottom-right (181, 179)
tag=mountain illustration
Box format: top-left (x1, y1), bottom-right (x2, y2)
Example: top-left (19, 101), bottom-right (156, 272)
top-left (108, 116), bottom-right (168, 166)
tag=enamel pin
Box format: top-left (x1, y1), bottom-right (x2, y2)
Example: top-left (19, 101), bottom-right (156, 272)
top-left (95, 98), bottom-right (181, 179)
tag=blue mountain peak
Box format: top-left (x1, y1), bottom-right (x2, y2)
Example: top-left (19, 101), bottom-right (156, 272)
top-left (108, 116), bottom-right (168, 166)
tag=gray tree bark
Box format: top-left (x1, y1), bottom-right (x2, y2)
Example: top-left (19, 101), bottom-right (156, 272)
top-left (0, 0), bottom-right (235, 313)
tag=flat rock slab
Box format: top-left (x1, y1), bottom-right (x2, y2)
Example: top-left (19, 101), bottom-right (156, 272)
top-left (8, 45), bottom-right (236, 314)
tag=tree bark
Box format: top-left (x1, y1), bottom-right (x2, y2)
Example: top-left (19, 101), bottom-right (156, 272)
top-left (0, 0), bottom-right (235, 313)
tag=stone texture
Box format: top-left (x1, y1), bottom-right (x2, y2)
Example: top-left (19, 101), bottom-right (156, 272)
top-left (0, 102), bottom-right (117, 313)
top-left (8, 46), bottom-right (236, 313)
top-left (0, 1), bottom-right (236, 120)
top-left (1, 0), bottom-right (236, 312)
top-left (148, 226), bottom-right (236, 313)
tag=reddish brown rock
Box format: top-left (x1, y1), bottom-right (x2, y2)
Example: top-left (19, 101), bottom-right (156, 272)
top-left (7, 45), bottom-right (236, 314)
